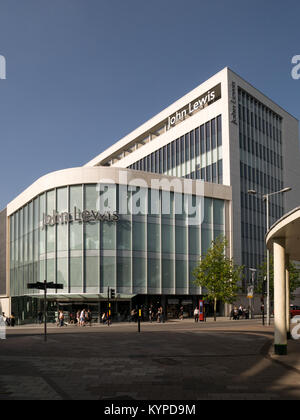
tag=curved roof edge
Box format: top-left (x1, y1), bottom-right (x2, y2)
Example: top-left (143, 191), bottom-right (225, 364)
top-left (7, 166), bottom-right (232, 217)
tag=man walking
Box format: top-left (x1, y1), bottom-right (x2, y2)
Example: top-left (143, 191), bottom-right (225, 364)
top-left (194, 306), bottom-right (200, 322)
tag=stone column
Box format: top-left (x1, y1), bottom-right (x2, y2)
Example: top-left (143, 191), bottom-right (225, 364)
top-left (274, 239), bottom-right (287, 355)
top-left (286, 254), bottom-right (291, 340)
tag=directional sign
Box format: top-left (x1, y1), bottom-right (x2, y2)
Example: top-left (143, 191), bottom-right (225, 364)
top-left (247, 285), bottom-right (254, 299)
top-left (28, 282), bottom-right (64, 290)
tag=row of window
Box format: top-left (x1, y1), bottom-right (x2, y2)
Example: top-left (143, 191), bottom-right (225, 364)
top-left (240, 191), bottom-right (283, 219)
top-left (128, 116), bottom-right (222, 177)
top-left (242, 252), bottom-right (265, 273)
top-left (183, 160), bottom-right (223, 184)
top-left (240, 162), bottom-right (283, 193)
top-left (10, 256), bottom-right (203, 297)
top-left (242, 222), bottom-right (267, 242)
top-left (239, 134), bottom-right (283, 169)
top-left (238, 88), bottom-right (282, 144)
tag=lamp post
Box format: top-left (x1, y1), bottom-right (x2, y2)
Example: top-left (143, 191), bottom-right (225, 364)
top-left (248, 187), bottom-right (292, 326)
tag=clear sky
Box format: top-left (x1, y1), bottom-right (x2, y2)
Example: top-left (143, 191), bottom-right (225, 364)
top-left (0, 0), bottom-right (300, 210)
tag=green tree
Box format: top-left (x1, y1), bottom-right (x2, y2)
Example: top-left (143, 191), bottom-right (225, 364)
top-left (193, 236), bottom-right (244, 321)
top-left (257, 254), bottom-right (300, 300)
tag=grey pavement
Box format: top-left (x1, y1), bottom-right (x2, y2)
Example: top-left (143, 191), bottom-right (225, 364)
top-left (0, 319), bottom-right (299, 400)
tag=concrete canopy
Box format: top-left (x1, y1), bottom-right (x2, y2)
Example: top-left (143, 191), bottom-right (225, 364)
top-left (266, 206), bottom-right (300, 355)
top-left (266, 207), bottom-right (300, 261)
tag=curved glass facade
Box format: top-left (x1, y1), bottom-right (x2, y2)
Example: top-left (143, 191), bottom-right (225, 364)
top-left (9, 184), bottom-right (225, 298)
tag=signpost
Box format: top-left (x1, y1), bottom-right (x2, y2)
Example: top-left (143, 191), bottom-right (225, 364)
top-left (138, 308), bottom-right (142, 333)
top-left (107, 288), bottom-right (115, 327)
top-left (28, 281), bottom-right (64, 342)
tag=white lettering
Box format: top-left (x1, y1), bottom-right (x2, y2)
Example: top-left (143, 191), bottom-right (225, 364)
top-left (291, 55), bottom-right (300, 80)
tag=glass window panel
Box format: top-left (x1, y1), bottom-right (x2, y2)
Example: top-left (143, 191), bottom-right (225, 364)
top-left (206, 122), bottom-right (211, 152)
top-left (70, 222), bottom-right (82, 250)
top-left (70, 257), bottom-right (82, 291)
top-left (84, 222), bottom-right (99, 250)
top-left (57, 223), bottom-right (68, 252)
top-left (176, 260), bottom-right (187, 290)
top-left (57, 258), bottom-right (68, 291)
top-left (175, 225), bottom-right (187, 254)
top-left (39, 260), bottom-right (45, 282)
top-left (70, 185), bottom-right (82, 210)
top-left (211, 118), bottom-right (216, 149)
top-left (201, 227), bottom-right (213, 256)
top-left (46, 259), bottom-right (55, 283)
top-left (117, 220), bottom-right (131, 250)
top-left (162, 223), bottom-right (174, 254)
top-left (213, 199), bottom-right (225, 226)
top-left (162, 258), bottom-right (174, 290)
top-left (200, 125), bottom-right (205, 154)
top-left (180, 136), bottom-right (184, 164)
top-left (189, 226), bottom-right (200, 256)
top-left (101, 256), bottom-right (116, 290)
top-left (132, 220), bottom-right (146, 251)
top-left (147, 222), bottom-right (160, 253)
top-left (133, 257), bottom-right (146, 290)
top-left (117, 257), bottom-right (131, 289)
top-left (57, 188), bottom-right (68, 212)
top-left (85, 256), bottom-right (99, 289)
top-left (101, 222), bottom-right (116, 250)
top-left (204, 198), bottom-right (213, 224)
top-left (148, 258), bottom-right (160, 290)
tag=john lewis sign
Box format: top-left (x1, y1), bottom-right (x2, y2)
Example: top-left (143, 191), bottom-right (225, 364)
top-left (167, 83), bottom-right (221, 130)
top-left (42, 207), bottom-right (119, 230)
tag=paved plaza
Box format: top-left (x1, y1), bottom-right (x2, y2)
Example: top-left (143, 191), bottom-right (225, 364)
top-left (0, 319), bottom-right (299, 400)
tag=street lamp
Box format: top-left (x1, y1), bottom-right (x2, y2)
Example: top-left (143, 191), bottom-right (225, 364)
top-left (248, 187), bottom-right (292, 326)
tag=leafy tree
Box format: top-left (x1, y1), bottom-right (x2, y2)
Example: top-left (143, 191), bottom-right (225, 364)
top-left (193, 236), bottom-right (244, 321)
top-left (256, 254), bottom-right (300, 301)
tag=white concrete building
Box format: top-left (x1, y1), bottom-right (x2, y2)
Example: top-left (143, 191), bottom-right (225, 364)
top-left (87, 67), bottom-right (300, 291)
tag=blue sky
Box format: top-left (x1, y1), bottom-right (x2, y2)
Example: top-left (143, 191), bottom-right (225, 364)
top-left (0, 0), bottom-right (300, 209)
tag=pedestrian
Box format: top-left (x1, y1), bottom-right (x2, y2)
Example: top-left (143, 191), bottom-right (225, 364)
top-left (38, 311), bottom-right (43, 324)
top-left (149, 305), bottom-right (153, 323)
top-left (59, 310), bottom-right (65, 327)
top-left (76, 310), bottom-right (80, 326)
top-left (4, 313), bottom-right (10, 327)
top-left (194, 307), bottom-right (199, 322)
top-left (238, 305), bottom-right (244, 319)
top-left (233, 306), bottom-right (239, 320)
top-left (179, 306), bottom-right (184, 321)
top-left (131, 308), bottom-right (136, 323)
top-left (0, 314), bottom-right (5, 339)
top-left (87, 309), bottom-right (92, 326)
top-left (10, 313), bottom-right (15, 327)
top-left (80, 309), bottom-right (86, 326)
top-left (245, 307), bottom-right (250, 319)
top-left (102, 312), bottom-right (107, 324)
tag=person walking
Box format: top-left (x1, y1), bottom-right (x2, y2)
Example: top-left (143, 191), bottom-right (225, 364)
top-left (10, 313), bottom-right (15, 327)
top-left (38, 311), bottom-right (43, 324)
top-left (194, 307), bottom-right (199, 322)
top-left (80, 309), bottom-right (86, 327)
top-left (76, 310), bottom-right (80, 326)
top-left (87, 309), bottom-right (92, 327)
top-left (179, 306), bottom-right (184, 321)
top-left (233, 306), bottom-right (239, 320)
top-left (58, 310), bottom-right (65, 327)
